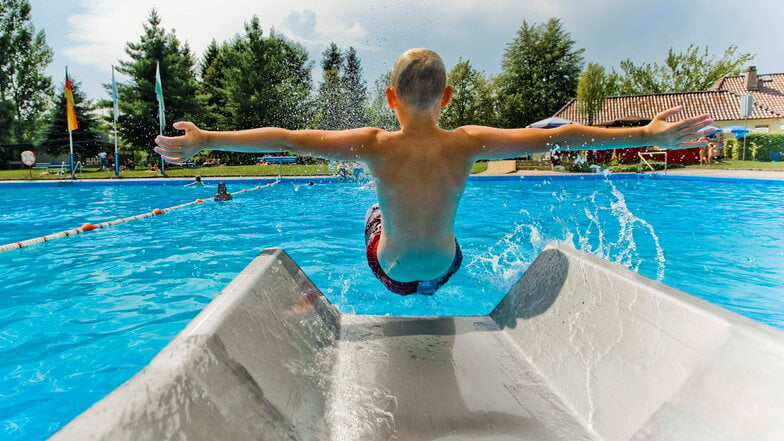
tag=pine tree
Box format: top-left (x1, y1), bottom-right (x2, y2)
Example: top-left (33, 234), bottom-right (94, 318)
top-left (115, 9), bottom-right (200, 155)
top-left (0, 0), bottom-right (54, 144)
top-left (496, 18), bottom-right (584, 128)
top-left (196, 39), bottom-right (230, 131)
top-left (317, 42), bottom-right (347, 130)
top-left (365, 72), bottom-right (399, 131)
top-left (343, 47), bottom-right (367, 128)
top-left (222, 17), bottom-right (312, 131)
top-left (39, 78), bottom-right (110, 158)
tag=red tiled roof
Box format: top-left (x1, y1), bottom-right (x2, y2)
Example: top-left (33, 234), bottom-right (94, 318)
top-left (710, 72), bottom-right (784, 117)
top-left (554, 73), bottom-right (784, 125)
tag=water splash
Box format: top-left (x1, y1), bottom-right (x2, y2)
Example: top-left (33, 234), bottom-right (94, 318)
top-left (607, 181), bottom-right (666, 280)
top-left (467, 178), bottom-right (667, 290)
top-left (466, 216), bottom-right (543, 290)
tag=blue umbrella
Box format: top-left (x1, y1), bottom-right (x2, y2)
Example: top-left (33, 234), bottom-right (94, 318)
top-left (699, 125), bottom-right (720, 136)
top-left (527, 117), bottom-right (577, 128)
top-left (721, 126), bottom-right (750, 139)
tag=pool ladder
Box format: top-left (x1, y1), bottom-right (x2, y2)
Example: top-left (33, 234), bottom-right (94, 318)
top-left (638, 151), bottom-right (668, 174)
top-left (58, 160), bottom-right (84, 177)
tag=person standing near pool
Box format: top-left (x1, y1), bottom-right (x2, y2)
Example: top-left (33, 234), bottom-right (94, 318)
top-left (155, 48), bottom-right (713, 296)
top-left (97, 151), bottom-right (108, 171)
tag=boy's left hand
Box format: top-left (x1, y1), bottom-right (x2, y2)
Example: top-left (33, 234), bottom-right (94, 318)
top-left (645, 107), bottom-right (714, 150)
top-left (154, 121), bottom-right (207, 163)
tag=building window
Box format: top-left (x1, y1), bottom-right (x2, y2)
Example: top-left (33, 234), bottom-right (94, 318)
top-left (754, 125), bottom-right (769, 133)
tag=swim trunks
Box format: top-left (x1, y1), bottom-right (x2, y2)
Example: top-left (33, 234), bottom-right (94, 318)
top-left (364, 204), bottom-right (462, 296)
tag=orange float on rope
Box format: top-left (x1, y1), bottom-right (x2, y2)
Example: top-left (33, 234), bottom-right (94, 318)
top-left (0, 180), bottom-right (281, 254)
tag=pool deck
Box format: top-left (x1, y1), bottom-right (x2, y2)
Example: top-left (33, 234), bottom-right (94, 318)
top-left (1, 166), bottom-right (782, 185)
top-left (475, 161), bottom-right (784, 181)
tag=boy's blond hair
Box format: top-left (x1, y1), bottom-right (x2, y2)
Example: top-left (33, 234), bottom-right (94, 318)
top-left (390, 48), bottom-right (447, 110)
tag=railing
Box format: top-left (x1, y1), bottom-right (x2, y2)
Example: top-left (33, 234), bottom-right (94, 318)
top-left (638, 151), bottom-right (668, 174)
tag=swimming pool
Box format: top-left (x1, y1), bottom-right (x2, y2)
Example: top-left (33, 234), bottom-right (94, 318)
top-left (1, 175), bottom-right (783, 439)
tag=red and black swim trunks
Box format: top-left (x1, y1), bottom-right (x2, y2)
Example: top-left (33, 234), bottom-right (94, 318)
top-left (364, 204), bottom-right (462, 296)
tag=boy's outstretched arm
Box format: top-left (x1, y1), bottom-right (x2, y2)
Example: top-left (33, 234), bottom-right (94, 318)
top-left (462, 107), bottom-right (714, 160)
top-left (154, 122), bottom-right (380, 163)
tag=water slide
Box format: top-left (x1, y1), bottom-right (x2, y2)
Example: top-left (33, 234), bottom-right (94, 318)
top-left (50, 243), bottom-right (784, 440)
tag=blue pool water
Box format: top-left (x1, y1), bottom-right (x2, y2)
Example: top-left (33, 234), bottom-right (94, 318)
top-left (1, 175), bottom-right (783, 439)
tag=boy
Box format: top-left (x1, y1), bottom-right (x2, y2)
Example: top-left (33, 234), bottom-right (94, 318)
top-left (155, 48), bottom-right (713, 296)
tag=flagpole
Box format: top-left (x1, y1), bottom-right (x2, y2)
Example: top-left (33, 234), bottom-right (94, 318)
top-left (155, 61), bottom-right (166, 177)
top-left (113, 119), bottom-right (119, 176)
top-left (65, 67), bottom-right (77, 180)
top-left (112, 66), bottom-right (120, 177)
top-left (69, 129), bottom-right (75, 179)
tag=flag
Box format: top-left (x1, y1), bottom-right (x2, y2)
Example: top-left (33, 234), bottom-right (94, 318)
top-left (64, 68), bottom-right (78, 132)
top-left (155, 61), bottom-right (165, 133)
top-left (111, 65), bottom-right (119, 124)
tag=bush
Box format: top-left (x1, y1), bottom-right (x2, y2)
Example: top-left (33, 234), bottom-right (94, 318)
top-left (724, 138), bottom-right (735, 159)
top-left (744, 133), bottom-right (784, 161)
top-left (604, 161), bottom-right (684, 173)
top-left (726, 138), bottom-right (743, 160)
top-left (567, 161), bottom-right (594, 173)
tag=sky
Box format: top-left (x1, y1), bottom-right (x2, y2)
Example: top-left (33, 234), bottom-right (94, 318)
top-left (27, 0), bottom-right (784, 102)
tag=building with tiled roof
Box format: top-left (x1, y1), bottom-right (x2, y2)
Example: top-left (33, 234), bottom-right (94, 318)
top-left (553, 67), bottom-right (784, 133)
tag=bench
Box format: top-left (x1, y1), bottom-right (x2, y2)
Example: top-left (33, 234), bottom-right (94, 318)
top-left (258, 156), bottom-right (297, 164)
top-left (33, 162), bottom-right (73, 173)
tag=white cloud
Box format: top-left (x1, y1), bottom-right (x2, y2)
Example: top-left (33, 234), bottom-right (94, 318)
top-left (40, 0), bottom-right (784, 100)
top-left (60, 0), bottom-right (383, 73)
top-left (281, 10), bottom-right (320, 41)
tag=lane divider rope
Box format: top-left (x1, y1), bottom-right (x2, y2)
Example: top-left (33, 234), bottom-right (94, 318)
top-left (0, 180), bottom-right (280, 254)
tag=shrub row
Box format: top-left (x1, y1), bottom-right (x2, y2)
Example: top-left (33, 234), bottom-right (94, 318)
top-left (725, 133), bottom-right (784, 161)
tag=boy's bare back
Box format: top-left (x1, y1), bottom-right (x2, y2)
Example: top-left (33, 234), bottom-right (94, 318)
top-left (361, 127), bottom-right (477, 281)
top-left (155, 48), bottom-right (713, 293)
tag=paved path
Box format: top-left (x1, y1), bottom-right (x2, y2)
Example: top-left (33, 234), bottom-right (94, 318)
top-left (481, 164), bottom-right (784, 181)
top-left (660, 168), bottom-right (784, 180)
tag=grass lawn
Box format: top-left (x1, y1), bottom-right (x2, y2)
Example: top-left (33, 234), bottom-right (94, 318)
top-left (684, 160), bottom-right (784, 171)
top-left (0, 161), bottom-right (491, 180)
top-left (0, 164), bottom-right (332, 180)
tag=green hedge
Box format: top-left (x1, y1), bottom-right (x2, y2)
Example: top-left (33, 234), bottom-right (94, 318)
top-left (745, 133), bottom-right (784, 161)
top-left (723, 134), bottom-right (784, 161)
top-left (605, 161), bottom-right (683, 173)
top-left (725, 138), bottom-right (738, 160)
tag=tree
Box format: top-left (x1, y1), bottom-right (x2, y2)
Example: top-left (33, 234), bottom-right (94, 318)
top-left (343, 47), bottom-right (367, 128)
top-left (0, 0), bottom-right (54, 144)
top-left (441, 59), bottom-right (496, 129)
top-left (496, 18), bottom-right (584, 128)
top-left (576, 62), bottom-right (608, 126)
top-left (222, 17), bottom-right (312, 131)
top-left (365, 72), bottom-right (399, 131)
top-left (316, 42), bottom-right (347, 130)
top-left (196, 39), bottom-right (230, 131)
top-left (40, 78), bottom-right (110, 158)
top-left (115, 9), bottom-right (200, 156)
top-left (610, 45), bottom-right (755, 95)
top-left (316, 44), bottom-right (368, 130)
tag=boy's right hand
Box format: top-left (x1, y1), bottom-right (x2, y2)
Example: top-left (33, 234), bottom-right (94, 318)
top-left (154, 121), bottom-right (208, 163)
